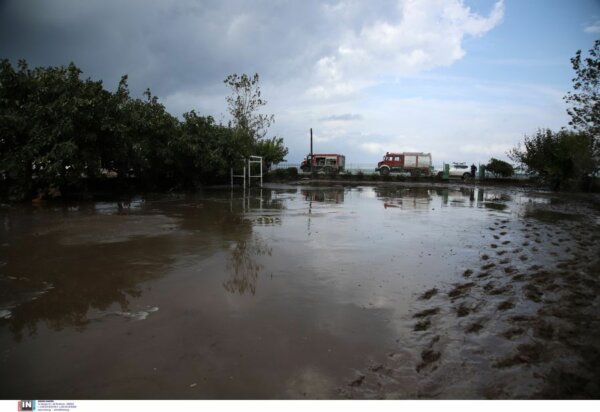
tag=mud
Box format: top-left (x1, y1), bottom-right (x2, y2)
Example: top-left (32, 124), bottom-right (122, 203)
top-left (0, 186), bottom-right (599, 399)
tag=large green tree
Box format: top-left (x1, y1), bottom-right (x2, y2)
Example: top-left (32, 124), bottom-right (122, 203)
top-left (0, 60), bottom-right (112, 197)
top-left (224, 73), bottom-right (274, 140)
top-left (509, 129), bottom-right (595, 189)
top-left (223, 73), bottom-right (288, 168)
top-left (564, 39), bottom-right (600, 153)
top-left (1, 60), bottom-right (289, 200)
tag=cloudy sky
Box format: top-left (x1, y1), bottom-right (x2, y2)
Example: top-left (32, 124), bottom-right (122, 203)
top-left (1, 0), bottom-right (599, 166)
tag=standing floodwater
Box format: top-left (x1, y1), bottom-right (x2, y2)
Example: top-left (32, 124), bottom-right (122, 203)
top-left (0, 185), bottom-right (599, 399)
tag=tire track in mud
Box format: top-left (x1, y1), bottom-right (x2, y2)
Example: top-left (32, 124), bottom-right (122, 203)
top-left (340, 193), bottom-right (600, 399)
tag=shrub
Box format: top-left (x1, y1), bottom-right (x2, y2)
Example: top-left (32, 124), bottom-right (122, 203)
top-left (486, 158), bottom-right (514, 178)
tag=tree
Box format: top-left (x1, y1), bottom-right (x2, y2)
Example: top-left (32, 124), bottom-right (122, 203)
top-left (224, 73), bottom-right (274, 141)
top-left (564, 40), bottom-right (600, 154)
top-left (508, 129), bottom-right (595, 189)
top-left (0, 60), bottom-right (112, 198)
top-left (254, 137), bottom-right (289, 170)
top-left (486, 158), bottom-right (514, 177)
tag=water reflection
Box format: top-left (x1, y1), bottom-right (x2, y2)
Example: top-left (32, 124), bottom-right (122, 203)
top-left (302, 188), bottom-right (345, 203)
top-left (0, 194), bottom-right (259, 340)
top-left (223, 236), bottom-right (272, 295)
top-left (374, 187), bottom-right (433, 211)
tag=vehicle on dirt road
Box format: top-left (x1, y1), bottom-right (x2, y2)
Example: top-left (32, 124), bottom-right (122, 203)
top-left (437, 162), bottom-right (472, 179)
top-left (300, 154), bottom-right (346, 174)
top-left (375, 152), bottom-right (432, 177)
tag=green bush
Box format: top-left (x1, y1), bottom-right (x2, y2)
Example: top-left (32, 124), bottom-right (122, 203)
top-left (486, 158), bottom-right (514, 177)
top-left (287, 167), bottom-right (298, 179)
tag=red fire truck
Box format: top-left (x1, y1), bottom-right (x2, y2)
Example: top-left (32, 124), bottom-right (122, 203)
top-left (375, 152), bottom-right (432, 176)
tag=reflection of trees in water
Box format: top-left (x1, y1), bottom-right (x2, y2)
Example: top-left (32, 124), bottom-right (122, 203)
top-left (1, 236), bottom-right (172, 342)
top-left (223, 236), bottom-right (272, 295)
top-left (0, 194), bottom-right (256, 341)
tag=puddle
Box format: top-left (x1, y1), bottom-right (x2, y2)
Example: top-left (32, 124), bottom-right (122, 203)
top-left (0, 186), bottom-right (598, 399)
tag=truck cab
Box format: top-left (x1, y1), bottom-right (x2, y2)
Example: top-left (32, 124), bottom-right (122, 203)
top-left (301, 154), bottom-right (346, 174)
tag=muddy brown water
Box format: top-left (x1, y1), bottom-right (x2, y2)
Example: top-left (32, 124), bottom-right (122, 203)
top-left (0, 185), bottom-right (599, 399)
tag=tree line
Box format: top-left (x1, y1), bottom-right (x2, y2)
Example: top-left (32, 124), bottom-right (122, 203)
top-left (509, 40), bottom-right (599, 190)
top-left (0, 61), bottom-right (288, 200)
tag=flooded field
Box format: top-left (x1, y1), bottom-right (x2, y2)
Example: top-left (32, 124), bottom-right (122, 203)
top-left (1, 184), bottom-right (599, 399)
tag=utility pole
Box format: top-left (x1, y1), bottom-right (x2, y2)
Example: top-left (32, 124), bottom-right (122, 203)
top-left (310, 128), bottom-right (313, 174)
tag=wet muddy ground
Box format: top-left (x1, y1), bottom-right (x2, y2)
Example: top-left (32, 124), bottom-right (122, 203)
top-left (0, 185), bottom-right (599, 399)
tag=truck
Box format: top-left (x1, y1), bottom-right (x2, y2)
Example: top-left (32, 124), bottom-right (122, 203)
top-left (375, 152), bottom-right (432, 176)
top-left (300, 153), bottom-right (346, 174)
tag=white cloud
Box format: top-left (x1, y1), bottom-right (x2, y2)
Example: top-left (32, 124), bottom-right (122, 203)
top-left (584, 19), bottom-right (600, 33)
top-left (308, 0), bottom-right (504, 99)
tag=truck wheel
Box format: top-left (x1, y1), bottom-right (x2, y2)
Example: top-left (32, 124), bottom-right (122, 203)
top-left (380, 167), bottom-right (390, 176)
top-left (463, 173), bottom-right (471, 179)
top-left (323, 166), bottom-right (333, 174)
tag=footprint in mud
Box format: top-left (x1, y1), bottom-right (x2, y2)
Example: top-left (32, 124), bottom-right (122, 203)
top-left (481, 262), bottom-right (495, 270)
top-left (503, 266), bottom-right (516, 275)
top-left (416, 336), bottom-right (441, 372)
top-left (448, 282), bottom-right (476, 299)
top-left (524, 234), bottom-right (531, 239)
top-left (533, 319), bottom-right (554, 340)
top-left (496, 250), bottom-right (507, 256)
top-left (494, 342), bottom-right (545, 368)
top-left (532, 247), bottom-right (539, 252)
top-left (499, 258), bottom-right (510, 265)
top-left (348, 375), bottom-right (366, 387)
top-left (486, 284), bottom-right (513, 295)
top-left (483, 281), bottom-right (496, 292)
top-left (463, 269), bottom-right (474, 278)
top-left (519, 255), bottom-right (529, 261)
top-left (524, 284), bottom-right (543, 302)
top-left (522, 241), bottom-right (530, 246)
top-left (489, 227), bottom-right (497, 231)
top-left (481, 254), bottom-right (490, 261)
top-left (497, 300), bottom-right (515, 311)
top-left (477, 272), bottom-right (491, 279)
top-left (420, 288), bottom-right (438, 300)
top-left (413, 308), bottom-right (440, 318)
top-left (512, 248), bottom-right (523, 254)
top-left (455, 302), bottom-right (480, 317)
top-left (465, 319), bottom-right (486, 334)
top-left (512, 274), bottom-right (526, 282)
top-left (493, 235), bottom-right (501, 240)
top-left (534, 238), bottom-right (542, 244)
top-left (414, 318), bottom-right (432, 331)
top-left (501, 327), bottom-right (525, 340)
top-left (501, 240), bottom-right (511, 245)
top-left (491, 244), bottom-right (498, 249)
top-left (499, 231), bottom-right (508, 236)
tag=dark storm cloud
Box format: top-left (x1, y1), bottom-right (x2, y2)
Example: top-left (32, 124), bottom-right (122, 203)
top-left (0, 0), bottom-right (399, 98)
